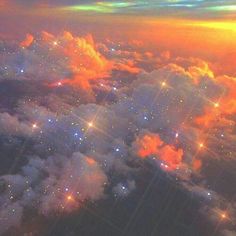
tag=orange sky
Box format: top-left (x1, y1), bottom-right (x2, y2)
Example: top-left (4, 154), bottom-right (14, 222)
top-left (1, 5), bottom-right (236, 76)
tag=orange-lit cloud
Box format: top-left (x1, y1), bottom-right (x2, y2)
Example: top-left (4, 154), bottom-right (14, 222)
top-left (195, 75), bottom-right (236, 128)
top-left (135, 133), bottom-right (164, 158)
top-left (20, 33), bottom-right (34, 48)
top-left (40, 31), bottom-right (112, 89)
top-left (114, 60), bottom-right (141, 74)
top-left (158, 145), bottom-right (183, 170)
top-left (85, 157), bottom-right (96, 166)
top-left (193, 159), bottom-right (202, 171)
top-left (0, 0), bottom-right (7, 8)
top-left (133, 132), bottom-right (183, 171)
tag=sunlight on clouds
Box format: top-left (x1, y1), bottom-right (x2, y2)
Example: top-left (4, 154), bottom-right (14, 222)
top-left (184, 20), bottom-right (236, 32)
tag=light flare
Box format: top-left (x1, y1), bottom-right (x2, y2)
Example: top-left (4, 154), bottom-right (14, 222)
top-left (66, 195), bottom-right (74, 202)
top-left (214, 102), bottom-right (219, 108)
top-left (88, 122), bottom-right (94, 128)
top-left (198, 143), bottom-right (204, 149)
top-left (32, 123), bottom-right (38, 129)
top-left (161, 81), bottom-right (167, 87)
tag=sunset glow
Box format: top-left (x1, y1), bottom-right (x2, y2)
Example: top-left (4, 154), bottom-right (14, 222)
top-left (0, 0), bottom-right (235, 235)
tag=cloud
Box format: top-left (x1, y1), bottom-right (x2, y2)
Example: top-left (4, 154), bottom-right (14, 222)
top-left (39, 153), bottom-right (108, 214)
top-left (0, 32), bottom-right (235, 234)
top-left (132, 131), bottom-right (183, 171)
top-left (0, 112), bottom-right (32, 136)
top-left (222, 230), bottom-right (236, 236)
top-left (0, 202), bottom-right (23, 234)
top-left (1, 31), bottom-right (112, 91)
top-left (20, 34), bottom-right (34, 48)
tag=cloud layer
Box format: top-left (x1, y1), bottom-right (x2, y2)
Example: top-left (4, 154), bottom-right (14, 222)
top-left (0, 31), bottom-right (235, 235)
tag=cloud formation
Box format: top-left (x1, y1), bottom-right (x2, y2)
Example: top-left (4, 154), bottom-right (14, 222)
top-left (0, 31), bottom-right (235, 234)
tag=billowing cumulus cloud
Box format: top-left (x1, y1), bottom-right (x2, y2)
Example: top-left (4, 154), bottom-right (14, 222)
top-left (132, 131), bottom-right (183, 171)
top-left (0, 31), bottom-right (235, 235)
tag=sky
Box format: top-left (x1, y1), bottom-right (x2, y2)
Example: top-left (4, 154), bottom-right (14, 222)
top-left (1, 0), bottom-right (236, 18)
top-left (1, 0), bottom-right (236, 63)
top-left (0, 1), bottom-right (236, 236)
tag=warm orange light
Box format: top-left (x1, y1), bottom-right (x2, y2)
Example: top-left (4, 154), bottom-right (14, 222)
top-left (199, 143), bottom-right (204, 149)
top-left (193, 159), bottom-right (202, 171)
top-left (161, 81), bottom-right (166, 87)
top-left (134, 133), bottom-right (183, 170)
top-left (221, 213), bottom-right (226, 219)
top-left (20, 34), bottom-right (34, 48)
top-left (214, 102), bottom-right (219, 108)
top-left (86, 157), bottom-right (96, 165)
top-left (88, 122), bottom-right (93, 127)
top-left (220, 212), bottom-right (229, 220)
top-left (186, 21), bottom-right (236, 32)
top-left (67, 195), bottom-right (74, 201)
top-left (32, 123), bottom-right (38, 129)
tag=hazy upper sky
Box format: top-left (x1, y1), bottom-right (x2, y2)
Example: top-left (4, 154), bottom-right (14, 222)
top-left (1, 0), bottom-right (236, 19)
